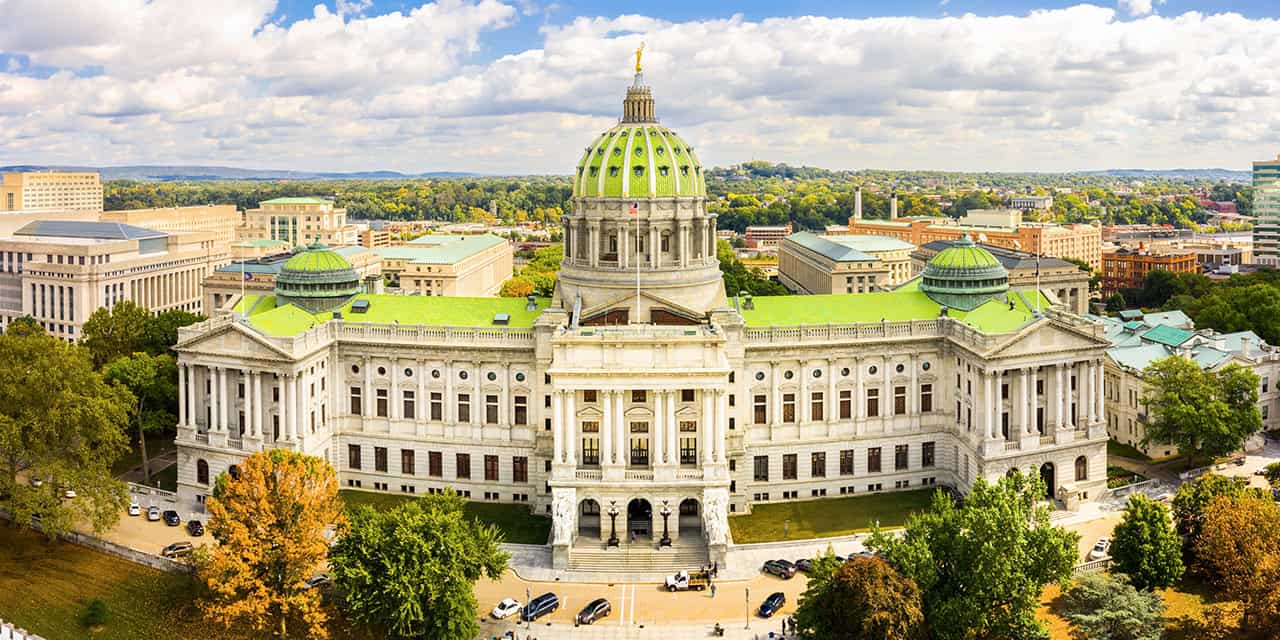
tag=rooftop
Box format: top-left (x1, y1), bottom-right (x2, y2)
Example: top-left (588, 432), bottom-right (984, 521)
top-left (260, 197), bottom-right (332, 205)
top-left (13, 220), bottom-right (166, 241)
top-left (1092, 308), bottom-right (1268, 373)
top-left (787, 232), bottom-right (914, 262)
top-left (918, 240), bottom-right (1077, 271)
top-left (375, 234), bottom-right (507, 265)
top-left (242, 294), bottom-right (550, 337)
top-left (738, 287), bottom-right (1049, 334)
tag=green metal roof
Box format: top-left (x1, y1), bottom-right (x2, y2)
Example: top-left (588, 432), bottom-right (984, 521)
top-left (282, 244), bottom-right (355, 273)
top-left (1118, 310), bottom-right (1144, 320)
top-left (375, 234), bottom-right (507, 264)
top-left (928, 235), bottom-right (1001, 269)
top-left (245, 295), bottom-right (551, 337)
top-left (1141, 325), bottom-right (1195, 347)
top-left (572, 124), bottom-right (705, 199)
top-left (261, 197), bottom-right (331, 205)
top-left (739, 289), bottom-right (1048, 335)
top-left (919, 235), bottom-right (1009, 311)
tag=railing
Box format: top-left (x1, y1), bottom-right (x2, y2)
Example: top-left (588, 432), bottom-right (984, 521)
top-left (676, 469), bottom-right (705, 480)
top-left (624, 470), bottom-right (654, 481)
top-left (1004, 441), bottom-right (1022, 452)
top-left (559, 324), bottom-right (718, 340)
top-left (194, 432), bottom-right (209, 444)
top-left (1073, 557), bottom-right (1112, 575)
top-left (1039, 435), bottom-right (1055, 446)
top-left (575, 470), bottom-right (602, 481)
top-left (179, 315), bottom-right (538, 351)
top-left (742, 317), bottom-right (1019, 350)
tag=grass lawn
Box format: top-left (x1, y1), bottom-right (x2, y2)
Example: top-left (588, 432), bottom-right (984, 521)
top-left (1106, 439), bottom-right (1152, 462)
top-left (339, 490), bottom-right (551, 545)
top-left (1106, 465), bottom-right (1148, 488)
top-left (111, 432), bottom-right (178, 477)
top-left (728, 488), bottom-right (936, 544)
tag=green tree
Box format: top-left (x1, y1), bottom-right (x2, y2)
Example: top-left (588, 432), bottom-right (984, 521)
top-left (1141, 357), bottom-right (1261, 464)
top-left (102, 352), bottom-right (177, 483)
top-left (1060, 573), bottom-right (1164, 640)
top-left (142, 309), bottom-right (204, 354)
top-left (718, 240), bottom-right (787, 297)
top-left (794, 554), bottom-right (925, 640)
top-left (1170, 473), bottom-right (1253, 556)
top-left (1106, 292), bottom-right (1127, 313)
top-left (498, 276), bottom-right (535, 297)
top-left (1195, 493), bottom-right (1280, 634)
top-left (329, 491), bottom-right (508, 640)
top-left (0, 325), bottom-right (131, 537)
top-left (867, 474), bottom-right (1078, 640)
top-left (80, 301), bottom-right (151, 367)
top-left (1109, 494), bottom-right (1184, 589)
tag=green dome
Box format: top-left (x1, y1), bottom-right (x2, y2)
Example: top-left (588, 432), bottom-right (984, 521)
top-left (920, 235), bottom-right (1010, 311)
top-left (275, 243), bottom-right (362, 313)
top-left (282, 243), bottom-right (354, 273)
top-left (572, 124), bottom-right (705, 199)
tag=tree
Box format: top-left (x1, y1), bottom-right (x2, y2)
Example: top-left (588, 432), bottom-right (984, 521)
top-left (1109, 494), bottom-right (1184, 590)
top-left (1141, 357), bottom-right (1260, 464)
top-left (1170, 473), bottom-right (1253, 553)
top-left (197, 450), bottom-right (345, 639)
top-left (793, 555), bottom-right (925, 640)
top-left (102, 352), bottom-right (177, 483)
top-left (1060, 573), bottom-right (1164, 640)
top-left (330, 493), bottom-right (508, 640)
top-left (1195, 493), bottom-right (1280, 635)
top-left (0, 325), bottom-right (131, 537)
top-left (1106, 292), bottom-right (1127, 313)
top-left (80, 301), bottom-right (151, 367)
top-left (142, 309), bottom-right (204, 354)
top-left (867, 474), bottom-right (1078, 640)
top-left (718, 240), bottom-right (787, 297)
top-left (498, 276), bottom-right (534, 298)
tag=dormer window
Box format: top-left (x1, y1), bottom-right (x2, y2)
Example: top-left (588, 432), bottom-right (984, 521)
top-left (609, 166), bottom-right (619, 177)
top-left (659, 166), bottom-right (670, 177)
top-left (680, 166), bottom-right (690, 176)
top-left (634, 166), bottom-right (645, 177)
top-left (589, 167), bottom-right (599, 177)
top-left (596, 147), bottom-right (604, 156)
top-left (634, 146), bottom-right (644, 157)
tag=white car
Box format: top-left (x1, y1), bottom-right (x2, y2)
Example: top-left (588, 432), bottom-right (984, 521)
top-left (147, 505), bottom-right (161, 521)
top-left (491, 598), bottom-right (521, 620)
top-left (63, 487), bottom-right (77, 499)
top-left (128, 501), bottom-right (141, 516)
top-left (1088, 537), bottom-right (1111, 561)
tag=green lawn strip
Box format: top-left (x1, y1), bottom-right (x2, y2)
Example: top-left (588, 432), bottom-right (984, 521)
top-left (1106, 465), bottom-right (1148, 488)
top-left (728, 488), bottom-right (936, 544)
top-left (339, 490), bottom-right (550, 545)
top-left (1106, 439), bottom-right (1152, 462)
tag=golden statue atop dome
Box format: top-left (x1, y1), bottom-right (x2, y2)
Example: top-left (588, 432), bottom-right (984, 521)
top-left (634, 42), bottom-right (644, 73)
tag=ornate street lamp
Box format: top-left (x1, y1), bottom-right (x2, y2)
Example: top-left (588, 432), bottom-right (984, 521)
top-left (607, 501), bottom-right (620, 548)
top-left (659, 500), bottom-right (673, 548)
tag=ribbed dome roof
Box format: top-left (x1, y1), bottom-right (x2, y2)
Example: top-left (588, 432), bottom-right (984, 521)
top-left (929, 234), bottom-right (1002, 269)
top-left (276, 243), bottom-right (361, 313)
top-left (919, 234), bottom-right (1010, 311)
top-left (283, 242), bottom-right (354, 274)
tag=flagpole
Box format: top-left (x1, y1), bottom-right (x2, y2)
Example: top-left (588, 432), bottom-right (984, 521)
top-left (240, 258), bottom-right (246, 320)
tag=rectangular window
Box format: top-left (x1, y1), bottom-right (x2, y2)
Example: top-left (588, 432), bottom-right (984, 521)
top-left (1264, 377), bottom-right (1270, 394)
top-left (681, 389), bottom-right (695, 402)
top-left (582, 438), bottom-right (600, 465)
top-left (840, 390), bottom-right (852, 419)
top-left (753, 395), bottom-right (768, 424)
top-left (430, 392), bottom-right (443, 421)
top-left (376, 389), bottom-right (388, 418)
top-left (484, 455), bottom-right (499, 481)
top-left (753, 455), bottom-right (769, 481)
top-left (456, 453), bottom-right (471, 479)
top-left (782, 393), bottom-right (796, 423)
top-left (920, 384), bottom-right (933, 413)
top-left (401, 449), bottom-right (415, 475)
top-left (895, 445), bottom-right (908, 471)
top-left (514, 395), bottom-right (528, 425)
top-left (485, 394), bottom-right (498, 424)
top-left (348, 444), bottom-right (361, 470)
top-left (457, 394), bottom-right (470, 423)
top-left (425, 451), bottom-right (440, 477)
top-left (632, 390), bottom-right (646, 403)
top-left (811, 392), bottom-right (824, 421)
top-left (513, 457), bottom-right (528, 483)
top-left (403, 390), bottom-right (416, 420)
top-left (839, 449), bottom-right (854, 475)
top-left (867, 389), bottom-right (880, 418)
top-left (922, 442), bottom-right (935, 468)
top-left (867, 447), bottom-right (881, 473)
top-left (349, 387), bottom-right (362, 415)
top-left (374, 447), bottom-right (388, 472)
top-left (629, 438), bottom-right (649, 466)
top-left (583, 389), bottom-right (597, 403)
top-left (679, 437), bottom-right (697, 465)
top-left (811, 452), bottom-right (826, 478)
top-left (783, 454), bottom-right (797, 480)
top-left (894, 386), bottom-right (907, 415)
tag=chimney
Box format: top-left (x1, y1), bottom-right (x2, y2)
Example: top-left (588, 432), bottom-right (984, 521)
top-left (854, 187), bottom-right (863, 220)
top-left (890, 193), bottom-right (899, 219)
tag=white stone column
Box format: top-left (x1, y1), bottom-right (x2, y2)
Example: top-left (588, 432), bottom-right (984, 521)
top-left (500, 364), bottom-right (510, 427)
top-left (253, 371), bottom-right (263, 436)
top-left (679, 223), bottom-right (689, 268)
top-left (602, 389), bottom-right (614, 466)
top-left (363, 357), bottom-right (372, 418)
top-left (1085, 360), bottom-right (1096, 424)
top-left (1030, 367), bottom-right (1038, 434)
top-left (985, 370), bottom-right (995, 438)
top-left (619, 226), bottom-right (628, 269)
top-left (702, 389), bottom-right (714, 464)
top-left (296, 372), bottom-right (307, 437)
top-left (589, 222), bottom-right (599, 268)
top-left (616, 391), bottom-right (626, 464)
top-left (798, 360), bottom-right (809, 424)
top-left (653, 390), bottom-right (665, 465)
top-left (826, 359), bottom-right (837, 426)
top-left (1054, 364), bottom-right (1064, 429)
top-left (716, 389), bottom-right (728, 462)
top-left (909, 356), bottom-right (918, 415)
top-left (218, 367), bottom-right (228, 431)
top-left (242, 369), bottom-right (252, 436)
top-left (472, 363), bottom-right (482, 427)
top-left (855, 358), bottom-right (865, 419)
top-left (565, 390), bottom-right (577, 465)
top-left (178, 364), bottom-right (188, 427)
top-left (280, 373), bottom-right (292, 439)
top-left (551, 390), bottom-right (564, 463)
top-left (1019, 368), bottom-right (1030, 434)
top-left (416, 360), bottom-right (425, 428)
top-left (390, 359), bottom-right (399, 420)
top-left (444, 361), bottom-right (454, 424)
top-left (771, 363), bottom-right (782, 425)
top-left (1095, 359), bottom-right (1105, 424)
top-left (666, 390), bottom-right (677, 464)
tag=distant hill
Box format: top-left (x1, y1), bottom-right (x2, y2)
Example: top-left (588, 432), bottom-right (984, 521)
top-left (1078, 168), bottom-right (1251, 182)
top-left (0, 165), bottom-right (481, 181)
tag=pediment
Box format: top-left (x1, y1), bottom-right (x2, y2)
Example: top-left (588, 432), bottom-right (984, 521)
top-left (174, 320), bottom-right (296, 362)
top-left (576, 406), bottom-right (603, 418)
top-left (623, 406), bottom-right (654, 418)
top-left (674, 405), bottom-right (699, 417)
top-left (983, 318), bottom-right (1109, 360)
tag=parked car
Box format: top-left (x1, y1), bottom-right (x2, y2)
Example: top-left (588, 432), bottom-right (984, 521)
top-left (665, 569), bottom-right (710, 591)
top-left (490, 598), bottom-right (521, 619)
top-left (62, 486), bottom-right (77, 499)
top-left (147, 506), bottom-right (161, 521)
top-left (762, 559), bottom-right (796, 579)
top-left (128, 501), bottom-right (141, 516)
top-left (305, 574), bottom-right (332, 590)
top-left (794, 558), bottom-right (813, 573)
top-left (521, 592), bottom-right (559, 622)
top-left (1088, 537), bottom-right (1111, 561)
top-left (576, 598), bottom-right (611, 625)
top-left (758, 592), bottom-right (786, 618)
top-left (161, 542), bottom-right (193, 559)
top-left (162, 510), bottom-right (181, 526)
top-left (186, 520), bottom-right (205, 537)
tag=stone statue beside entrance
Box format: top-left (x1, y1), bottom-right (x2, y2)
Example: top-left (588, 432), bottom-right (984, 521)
top-left (703, 489), bottom-right (729, 546)
top-left (552, 489), bottom-right (575, 546)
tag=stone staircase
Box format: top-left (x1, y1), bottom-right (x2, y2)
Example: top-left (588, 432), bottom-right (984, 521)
top-left (568, 542), bottom-right (709, 574)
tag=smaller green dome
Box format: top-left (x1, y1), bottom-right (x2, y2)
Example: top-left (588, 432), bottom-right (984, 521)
top-left (276, 243), bottom-right (362, 313)
top-left (283, 242), bottom-right (354, 273)
top-left (920, 235), bottom-right (1009, 311)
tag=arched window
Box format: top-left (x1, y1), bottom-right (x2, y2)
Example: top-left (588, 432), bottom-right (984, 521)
top-left (1075, 456), bottom-right (1088, 481)
top-left (196, 459), bottom-right (209, 485)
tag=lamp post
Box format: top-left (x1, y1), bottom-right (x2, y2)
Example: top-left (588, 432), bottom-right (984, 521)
top-left (745, 585), bottom-right (751, 630)
top-left (607, 500), bottom-right (620, 548)
top-left (659, 500), bottom-right (672, 548)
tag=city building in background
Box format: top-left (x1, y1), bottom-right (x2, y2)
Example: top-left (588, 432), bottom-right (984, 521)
top-left (744, 224), bottom-right (792, 248)
top-left (240, 197), bottom-right (360, 246)
top-left (912, 241), bottom-right (1091, 314)
top-left (839, 212), bottom-right (1102, 269)
top-left (101, 204), bottom-right (239, 247)
top-left (1100, 245), bottom-right (1197, 296)
top-left (0, 171), bottom-right (103, 212)
top-left (778, 232), bottom-right (915, 294)
top-left (1010, 196), bottom-right (1053, 211)
top-left (1253, 153), bottom-right (1280, 265)
top-left (359, 228), bottom-right (391, 248)
top-left (372, 234), bottom-right (513, 297)
top-left (0, 220), bottom-right (230, 337)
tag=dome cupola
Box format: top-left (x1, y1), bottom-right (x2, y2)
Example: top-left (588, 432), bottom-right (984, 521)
top-left (919, 234), bottom-right (1010, 311)
top-left (274, 242), bottom-right (361, 313)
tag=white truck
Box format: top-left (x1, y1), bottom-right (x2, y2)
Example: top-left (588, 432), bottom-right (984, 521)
top-left (664, 570), bottom-right (710, 592)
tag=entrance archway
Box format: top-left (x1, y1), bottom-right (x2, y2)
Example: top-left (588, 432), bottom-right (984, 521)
top-left (679, 498), bottom-right (702, 538)
top-left (1040, 462), bottom-right (1056, 500)
top-left (578, 499), bottom-right (600, 538)
top-left (627, 498), bottom-right (652, 539)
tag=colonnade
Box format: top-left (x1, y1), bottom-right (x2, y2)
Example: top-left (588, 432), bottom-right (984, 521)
top-left (179, 362), bottom-right (319, 444)
top-left (564, 215), bottom-right (717, 269)
top-left (979, 359), bottom-right (1106, 440)
top-left (550, 388), bottom-right (728, 468)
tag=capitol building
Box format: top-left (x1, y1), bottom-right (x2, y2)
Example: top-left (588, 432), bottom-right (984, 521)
top-left (172, 63), bottom-right (1110, 569)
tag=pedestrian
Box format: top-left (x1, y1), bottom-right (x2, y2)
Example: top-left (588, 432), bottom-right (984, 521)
top-left (630, 530), bottom-right (636, 544)
top-left (710, 582), bottom-right (717, 598)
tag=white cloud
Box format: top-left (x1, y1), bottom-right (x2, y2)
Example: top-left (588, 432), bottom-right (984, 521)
top-left (0, 2), bottom-right (1277, 173)
top-left (1118, 0), bottom-right (1166, 18)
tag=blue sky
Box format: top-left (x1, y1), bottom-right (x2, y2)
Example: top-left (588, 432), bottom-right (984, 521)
top-left (1, 1), bottom-right (1278, 173)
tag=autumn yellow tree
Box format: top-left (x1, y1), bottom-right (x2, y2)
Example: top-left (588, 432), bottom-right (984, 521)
top-left (197, 450), bottom-right (346, 638)
top-left (1195, 492), bottom-right (1280, 635)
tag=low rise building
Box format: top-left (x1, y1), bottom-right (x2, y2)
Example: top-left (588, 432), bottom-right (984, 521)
top-left (1, 171), bottom-right (103, 212)
top-left (373, 234), bottom-right (513, 297)
top-left (841, 215), bottom-right (1102, 270)
top-left (240, 197), bottom-right (360, 246)
top-left (100, 204), bottom-right (239, 247)
top-left (744, 224), bottom-right (792, 248)
top-left (913, 241), bottom-right (1091, 314)
top-left (1100, 246), bottom-right (1198, 296)
top-left (0, 220), bottom-right (231, 337)
top-left (1011, 196), bottom-right (1053, 211)
top-left (778, 232), bottom-right (915, 294)
top-left (962, 209), bottom-right (1023, 227)
top-left (360, 228), bottom-right (391, 248)
top-left (1252, 153), bottom-right (1280, 265)
top-left (1090, 309), bottom-right (1279, 458)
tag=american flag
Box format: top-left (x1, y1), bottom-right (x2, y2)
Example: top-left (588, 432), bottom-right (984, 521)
top-left (629, 202), bottom-right (638, 215)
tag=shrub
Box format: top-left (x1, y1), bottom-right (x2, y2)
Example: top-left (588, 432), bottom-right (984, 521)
top-left (82, 598), bottom-right (109, 627)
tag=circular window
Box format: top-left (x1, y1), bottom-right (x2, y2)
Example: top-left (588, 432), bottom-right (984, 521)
top-left (896, 364), bottom-right (905, 374)
top-left (404, 368), bottom-right (413, 377)
top-left (755, 371), bottom-right (765, 381)
top-left (841, 367), bottom-right (850, 377)
top-left (431, 369), bottom-right (441, 379)
top-left (869, 366), bottom-right (878, 375)
top-left (487, 372), bottom-right (497, 382)
top-left (634, 146), bottom-right (643, 156)
top-left (656, 147), bottom-right (665, 156)
top-left (922, 362), bottom-right (931, 371)
top-left (377, 366), bottom-right (386, 376)
top-left (784, 371), bottom-right (794, 380)
top-left (812, 369), bottom-right (822, 379)
top-left (459, 371), bottom-right (469, 380)
top-left (515, 372), bottom-right (526, 382)
top-left (351, 365), bottom-right (359, 374)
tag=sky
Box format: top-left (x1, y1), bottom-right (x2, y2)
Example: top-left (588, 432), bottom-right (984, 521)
top-left (0, 0), bottom-right (1277, 175)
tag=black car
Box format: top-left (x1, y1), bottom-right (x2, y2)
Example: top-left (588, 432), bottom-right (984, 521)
top-left (576, 598), bottom-right (611, 625)
top-left (762, 559), bottom-right (796, 579)
top-left (522, 592), bottom-right (559, 622)
top-left (794, 558), bottom-right (813, 573)
top-left (758, 592), bottom-right (786, 618)
top-left (162, 510), bottom-right (181, 526)
top-left (186, 519), bottom-right (204, 536)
